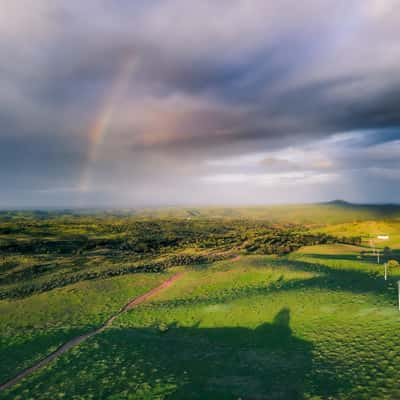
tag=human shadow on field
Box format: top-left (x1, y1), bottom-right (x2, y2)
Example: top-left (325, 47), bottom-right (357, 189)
top-left (3, 309), bottom-right (348, 400)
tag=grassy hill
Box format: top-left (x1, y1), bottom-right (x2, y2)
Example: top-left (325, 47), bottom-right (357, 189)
top-left (1, 209), bottom-right (400, 398)
top-left (2, 201), bottom-right (400, 225)
top-left (311, 220), bottom-right (400, 249)
top-left (4, 246), bottom-right (400, 399)
top-left (100, 201), bottom-right (400, 224)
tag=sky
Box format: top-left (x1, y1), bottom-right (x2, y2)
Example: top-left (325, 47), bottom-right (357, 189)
top-left (1, 0), bottom-right (400, 208)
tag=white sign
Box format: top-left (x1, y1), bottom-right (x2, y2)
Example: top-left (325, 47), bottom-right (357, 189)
top-left (377, 235), bottom-right (389, 240)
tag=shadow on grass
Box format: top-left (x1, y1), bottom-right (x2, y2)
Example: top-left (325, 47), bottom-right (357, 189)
top-left (0, 327), bottom-right (89, 384)
top-left (301, 253), bottom-right (374, 262)
top-left (3, 309), bottom-right (349, 400)
top-left (387, 249), bottom-right (400, 262)
top-left (150, 257), bottom-right (398, 310)
top-left (302, 252), bottom-right (400, 263)
top-left (284, 257), bottom-right (398, 297)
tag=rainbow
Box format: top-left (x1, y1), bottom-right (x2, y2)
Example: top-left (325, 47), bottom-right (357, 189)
top-left (79, 56), bottom-right (136, 192)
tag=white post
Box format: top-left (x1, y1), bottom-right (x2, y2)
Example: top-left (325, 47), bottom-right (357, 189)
top-left (398, 281), bottom-right (400, 311)
top-left (377, 250), bottom-right (380, 264)
top-left (384, 263), bottom-right (387, 280)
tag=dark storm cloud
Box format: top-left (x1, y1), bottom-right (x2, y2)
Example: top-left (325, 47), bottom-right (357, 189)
top-left (1, 0), bottom-right (400, 206)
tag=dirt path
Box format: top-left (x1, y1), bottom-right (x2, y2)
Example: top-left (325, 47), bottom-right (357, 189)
top-left (0, 272), bottom-right (185, 393)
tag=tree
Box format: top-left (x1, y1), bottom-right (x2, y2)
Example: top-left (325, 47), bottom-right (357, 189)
top-left (387, 259), bottom-right (399, 269)
top-left (383, 246), bottom-right (392, 260)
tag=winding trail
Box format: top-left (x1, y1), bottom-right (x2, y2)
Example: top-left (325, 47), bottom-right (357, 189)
top-left (0, 272), bottom-right (185, 393)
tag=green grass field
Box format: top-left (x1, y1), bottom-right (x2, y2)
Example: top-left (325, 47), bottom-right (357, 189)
top-left (3, 244), bottom-right (400, 399)
top-left (311, 220), bottom-right (400, 250)
top-left (112, 201), bottom-right (400, 224)
top-left (0, 272), bottom-right (171, 384)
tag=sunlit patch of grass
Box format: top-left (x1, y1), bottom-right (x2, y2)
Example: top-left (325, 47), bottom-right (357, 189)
top-left (295, 243), bottom-right (365, 256)
top-left (5, 251), bottom-right (400, 399)
top-left (310, 220), bottom-right (400, 249)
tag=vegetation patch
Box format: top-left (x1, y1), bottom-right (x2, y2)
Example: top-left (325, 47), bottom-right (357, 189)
top-left (1, 209), bottom-right (400, 399)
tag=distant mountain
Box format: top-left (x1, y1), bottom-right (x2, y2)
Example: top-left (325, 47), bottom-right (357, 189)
top-left (321, 199), bottom-right (353, 207)
top-left (321, 199), bottom-right (400, 208)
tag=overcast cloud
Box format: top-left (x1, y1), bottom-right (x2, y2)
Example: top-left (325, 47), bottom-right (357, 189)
top-left (1, 0), bottom-right (399, 207)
